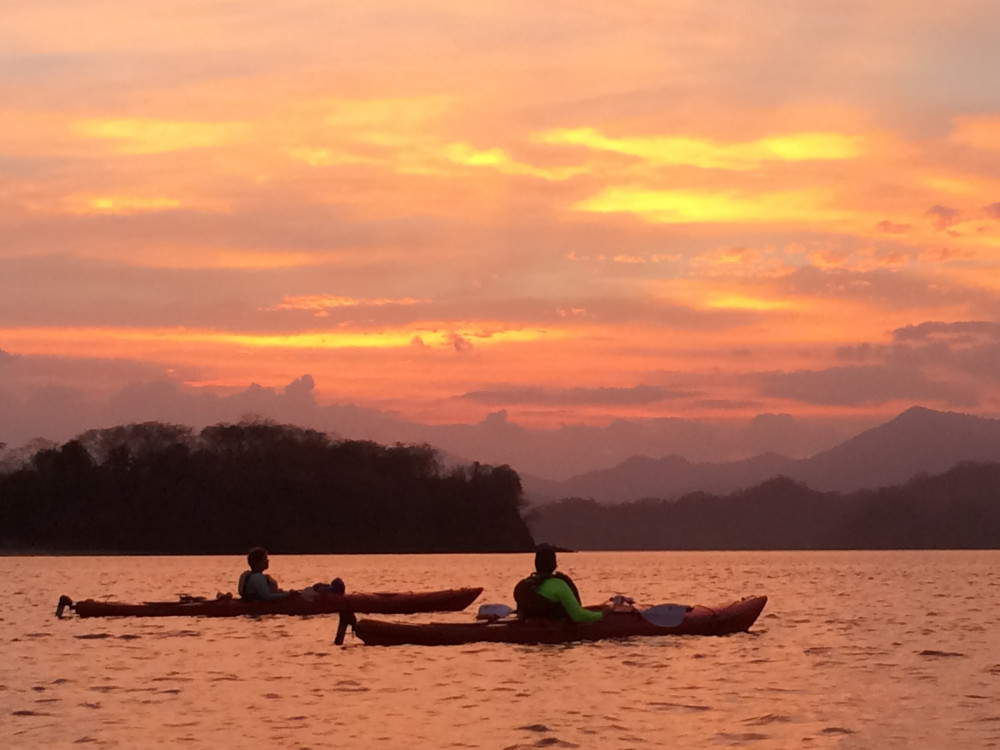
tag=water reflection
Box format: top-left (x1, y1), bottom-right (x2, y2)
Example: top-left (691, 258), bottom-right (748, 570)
top-left (2, 551), bottom-right (999, 749)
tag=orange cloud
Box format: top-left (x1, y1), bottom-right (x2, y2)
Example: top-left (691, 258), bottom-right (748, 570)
top-left (282, 96), bottom-right (455, 175)
top-left (71, 196), bottom-right (183, 214)
top-left (286, 147), bottom-right (381, 167)
top-left (949, 115), bottom-right (1000, 151)
top-left (266, 295), bottom-right (431, 311)
top-left (702, 294), bottom-right (799, 312)
top-left (807, 246), bottom-right (911, 272)
top-left (445, 143), bottom-right (587, 181)
top-left (314, 96), bottom-right (451, 139)
top-left (688, 246), bottom-right (792, 278)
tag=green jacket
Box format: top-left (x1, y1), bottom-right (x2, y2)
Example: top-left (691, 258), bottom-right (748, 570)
top-left (514, 572), bottom-right (602, 623)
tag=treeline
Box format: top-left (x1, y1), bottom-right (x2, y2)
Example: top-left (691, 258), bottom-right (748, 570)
top-left (527, 461), bottom-right (1000, 550)
top-left (0, 421), bottom-right (536, 554)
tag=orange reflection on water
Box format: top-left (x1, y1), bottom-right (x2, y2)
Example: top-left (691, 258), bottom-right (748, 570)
top-left (3, 552), bottom-right (1000, 749)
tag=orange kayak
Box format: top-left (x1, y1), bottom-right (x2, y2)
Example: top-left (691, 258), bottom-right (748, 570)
top-left (58, 587), bottom-right (483, 618)
top-left (355, 595), bottom-right (767, 646)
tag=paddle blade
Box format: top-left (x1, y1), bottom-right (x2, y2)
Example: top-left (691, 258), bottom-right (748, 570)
top-left (476, 603), bottom-right (514, 621)
top-left (641, 604), bottom-right (688, 628)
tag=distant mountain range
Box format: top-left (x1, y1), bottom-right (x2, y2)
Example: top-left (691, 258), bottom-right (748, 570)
top-left (526, 461), bottom-right (1000, 550)
top-left (521, 406), bottom-right (1000, 503)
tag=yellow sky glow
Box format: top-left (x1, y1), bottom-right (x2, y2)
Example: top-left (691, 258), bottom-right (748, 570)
top-left (446, 143), bottom-right (587, 181)
top-left (78, 197), bottom-right (183, 214)
top-left (575, 187), bottom-right (859, 226)
top-left (539, 128), bottom-right (863, 170)
top-left (74, 118), bottom-right (250, 154)
top-left (0, 324), bottom-right (566, 355)
top-left (267, 295), bottom-right (431, 311)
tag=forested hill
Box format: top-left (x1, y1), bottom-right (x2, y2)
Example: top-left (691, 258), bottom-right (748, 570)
top-left (0, 421), bottom-right (536, 554)
top-left (526, 461), bottom-right (1000, 550)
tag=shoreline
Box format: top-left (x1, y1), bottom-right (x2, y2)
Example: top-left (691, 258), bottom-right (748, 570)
top-left (3, 545), bottom-right (999, 556)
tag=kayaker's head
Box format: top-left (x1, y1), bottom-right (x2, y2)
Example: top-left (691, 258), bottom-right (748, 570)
top-left (247, 546), bottom-right (269, 572)
top-left (534, 544), bottom-right (558, 576)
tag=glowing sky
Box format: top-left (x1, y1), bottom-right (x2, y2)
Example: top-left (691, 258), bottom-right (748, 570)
top-left (4, 0), bottom-right (1000, 435)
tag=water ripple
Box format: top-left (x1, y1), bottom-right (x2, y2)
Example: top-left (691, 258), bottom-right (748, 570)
top-left (743, 713), bottom-right (792, 725)
top-left (714, 731), bottom-right (769, 743)
top-left (647, 701), bottom-right (712, 712)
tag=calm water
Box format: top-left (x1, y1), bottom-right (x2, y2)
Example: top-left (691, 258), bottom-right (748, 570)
top-left (3, 551), bottom-right (999, 749)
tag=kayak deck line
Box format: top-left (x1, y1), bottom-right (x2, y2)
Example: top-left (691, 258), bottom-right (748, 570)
top-left (55, 587), bottom-right (483, 619)
top-left (354, 595), bottom-right (767, 646)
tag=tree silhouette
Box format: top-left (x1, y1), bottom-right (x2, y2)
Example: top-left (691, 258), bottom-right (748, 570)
top-left (0, 420), bottom-right (535, 554)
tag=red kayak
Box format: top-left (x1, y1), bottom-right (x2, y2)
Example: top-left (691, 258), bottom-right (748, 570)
top-left (355, 595), bottom-right (767, 646)
top-left (57, 587), bottom-right (483, 618)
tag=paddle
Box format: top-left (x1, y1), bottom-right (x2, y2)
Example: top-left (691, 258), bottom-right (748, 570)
top-left (476, 601), bottom-right (689, 627)
top-left (640, 603), bottom-right (688, 628)
top-left (476, 603), bottom-right (514, 620)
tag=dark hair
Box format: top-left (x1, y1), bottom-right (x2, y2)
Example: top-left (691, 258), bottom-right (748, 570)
top-left (534, 544), bottom-right (557, 575)
top-left (247, 547), bottom-right (268, 569)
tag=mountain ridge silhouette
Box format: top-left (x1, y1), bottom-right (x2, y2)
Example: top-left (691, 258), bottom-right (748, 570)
top-left (522, 406), bottom-right (1000, 503)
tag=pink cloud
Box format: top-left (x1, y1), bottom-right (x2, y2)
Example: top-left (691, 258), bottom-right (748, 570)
top-left (925, 204), bottom-right (962, 230)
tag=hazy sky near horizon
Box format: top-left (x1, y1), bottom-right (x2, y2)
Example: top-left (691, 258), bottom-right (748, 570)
top-left (4, 0), bottom-right (1000, 434)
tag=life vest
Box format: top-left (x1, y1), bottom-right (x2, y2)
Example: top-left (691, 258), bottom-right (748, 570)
top-left (238, 571), bottom-right (277, 600)
top-left (237, 570), bottom-right (255, 599)
top-left (513, 572), bottom-right (582, 620)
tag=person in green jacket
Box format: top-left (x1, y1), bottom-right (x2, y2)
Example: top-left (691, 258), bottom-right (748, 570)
top-left (514, 544), bottom-right (602, 623)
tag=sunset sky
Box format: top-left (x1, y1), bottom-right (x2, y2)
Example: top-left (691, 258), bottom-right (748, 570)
top-left (4, 0), bottom-right (1000, 442)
